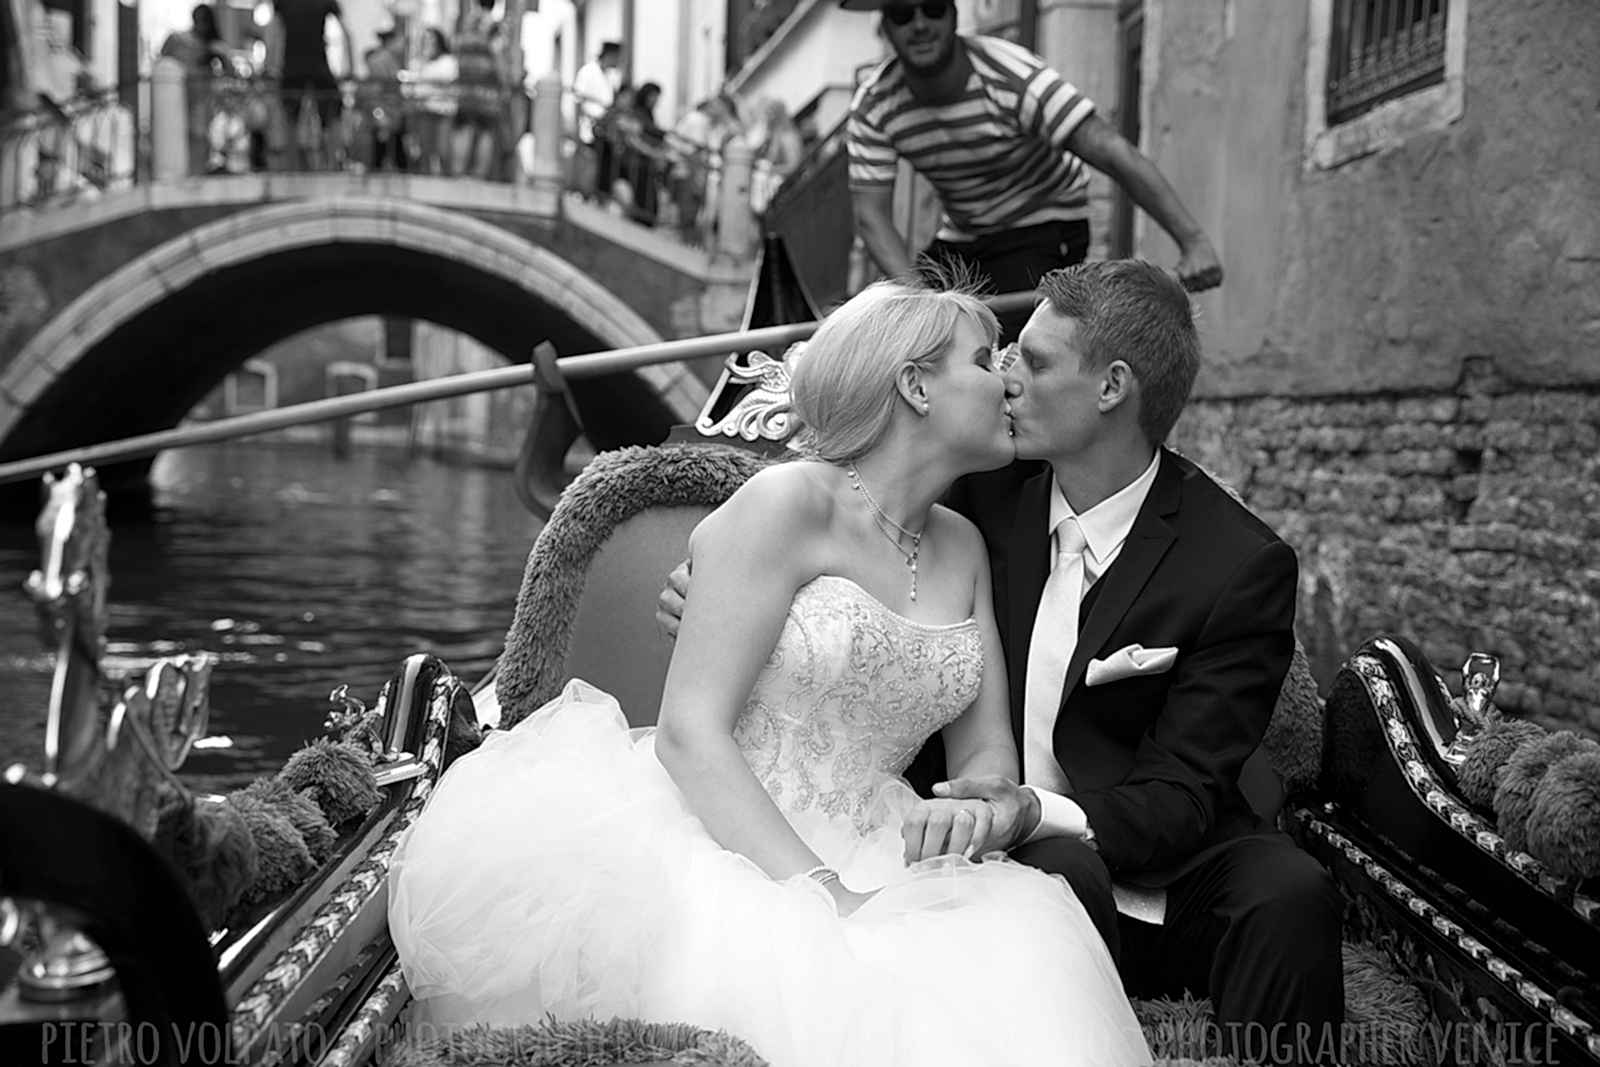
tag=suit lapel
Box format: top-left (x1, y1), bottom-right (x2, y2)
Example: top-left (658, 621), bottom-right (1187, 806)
top-left (1005, 469), bottom-right (1054, 745)
top-left (1055, 450), bottom-right (1183, 711)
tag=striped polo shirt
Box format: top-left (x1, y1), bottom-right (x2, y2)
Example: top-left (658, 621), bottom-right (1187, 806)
top-left (848, 35), bottom-right (1097, 243)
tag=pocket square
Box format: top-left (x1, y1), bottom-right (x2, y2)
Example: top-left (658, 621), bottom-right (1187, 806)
top-left (1086, 644), bottom-right (1178, 686)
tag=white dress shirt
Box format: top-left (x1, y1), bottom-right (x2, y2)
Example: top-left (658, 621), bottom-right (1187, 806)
top-left (1022, 451), bottom-right (1161, 844)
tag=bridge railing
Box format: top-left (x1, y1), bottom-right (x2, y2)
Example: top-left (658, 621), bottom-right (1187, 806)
top-left (0, 64), bottom-right (761, 261)
top-left (0, 85), bottom-right (144, 210)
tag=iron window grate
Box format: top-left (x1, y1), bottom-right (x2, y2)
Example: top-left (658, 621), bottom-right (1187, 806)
top-left (1326, 0), bottom-right (1449, 125)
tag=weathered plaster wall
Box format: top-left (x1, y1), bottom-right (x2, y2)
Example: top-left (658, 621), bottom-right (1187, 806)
top-left (1144, 0), bottom-right (1600, 396)
top-left (1035, 0), bottom-right (1121, 261)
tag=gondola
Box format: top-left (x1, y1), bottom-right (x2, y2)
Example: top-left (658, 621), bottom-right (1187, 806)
top-left (2, 238), bottom-right (1597, 1067)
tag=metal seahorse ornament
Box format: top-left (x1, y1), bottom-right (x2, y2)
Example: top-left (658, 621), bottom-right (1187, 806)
top-left (22, 463), bottom-right (112, 787)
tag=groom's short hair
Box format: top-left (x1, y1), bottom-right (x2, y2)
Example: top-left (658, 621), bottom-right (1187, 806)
top-left (1037, 260), bottom-right (1200, 446)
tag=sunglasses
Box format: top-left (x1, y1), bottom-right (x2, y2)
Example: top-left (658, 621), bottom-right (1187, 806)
top-left (883, 1), bottom-right (951, 26)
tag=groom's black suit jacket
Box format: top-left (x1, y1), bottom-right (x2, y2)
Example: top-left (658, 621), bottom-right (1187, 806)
top-left (918, 448), bottom-right (1298, 889)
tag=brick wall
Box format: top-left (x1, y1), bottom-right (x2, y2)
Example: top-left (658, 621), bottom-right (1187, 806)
top-left (1174, 364), bottom-right (1600, 740)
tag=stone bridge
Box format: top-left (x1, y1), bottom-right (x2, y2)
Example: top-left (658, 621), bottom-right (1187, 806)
top-left (0, 112), bottom-right (760, 494)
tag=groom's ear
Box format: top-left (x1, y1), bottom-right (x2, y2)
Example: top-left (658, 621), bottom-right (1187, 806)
top-left (1098, 360), bottom-right (1137, 415)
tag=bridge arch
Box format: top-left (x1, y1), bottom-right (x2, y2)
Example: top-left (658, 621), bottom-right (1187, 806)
top-left (0, 197), bottom-right (707, 472)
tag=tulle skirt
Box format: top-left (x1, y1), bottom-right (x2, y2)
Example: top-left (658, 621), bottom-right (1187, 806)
top-left (388, 680), bottom-right (1152, 1067)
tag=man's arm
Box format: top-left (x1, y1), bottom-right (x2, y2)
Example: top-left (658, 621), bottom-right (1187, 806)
top-left (1064, 113), bottom-right (1223, 292)
top-left (1070, 539), bottom-right (1296, 873)
top-left (845, 91), bottom-right (915, 280)
top-left (851, 184), bottom-right (914, 280)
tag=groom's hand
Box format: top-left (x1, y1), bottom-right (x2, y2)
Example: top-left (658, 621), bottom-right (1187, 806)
top-left (654, 558), bottom-right (692, 639)
top-left (934, 777), bottom-right (1041, 852)
top-left (901, 799), bottom-right (995, 863)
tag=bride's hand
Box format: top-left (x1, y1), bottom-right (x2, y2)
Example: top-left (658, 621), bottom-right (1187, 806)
top-left (901, 798), bottom-right (996, 864)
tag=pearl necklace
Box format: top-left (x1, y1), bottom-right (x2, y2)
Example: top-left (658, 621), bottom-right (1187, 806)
top-left (847, 464), bottom-right (923, 601)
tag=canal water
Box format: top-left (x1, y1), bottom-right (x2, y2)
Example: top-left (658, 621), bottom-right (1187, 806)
top-left (0, 443), bottom-right (543, 793)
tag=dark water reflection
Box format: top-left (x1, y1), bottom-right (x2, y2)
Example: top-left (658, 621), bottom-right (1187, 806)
top-left (0, 443), bottom-right (542, 792)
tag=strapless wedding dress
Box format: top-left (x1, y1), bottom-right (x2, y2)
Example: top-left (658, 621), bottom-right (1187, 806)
top-left (388, 575), bottom-right (1151, 1067)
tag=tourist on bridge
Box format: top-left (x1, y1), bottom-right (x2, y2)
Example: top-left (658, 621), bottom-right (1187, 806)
top-left (158, 4), bottom-right (229, 175)
top-left (669, 93), bottom-right (740, 246)
top-left (572, 41), bottom-right (624, 200)
top-left (594, 85), bottom-right (643, 212)
top-left (618, 82), bottom-right (670, 227)
top-left (452, 0), bottom-right (505, 179)
top-left (843, 0), bottom-right (1223, 338)
top-left (745, 96), bottom-right (805, 219)
top-left (269, 0), bottom-right (354, 169)
top-left (407, 28), bottom-right (458, 176)
top-left (361, 23), bottom-right (408, 172)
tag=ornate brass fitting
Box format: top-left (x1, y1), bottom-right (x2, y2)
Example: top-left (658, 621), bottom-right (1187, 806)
top-left (325, 684), bottom-right (389, 761)
top-left (1442, 651), bottom-right (1501, 766)
top-left (1461, 652), bottom-right (1501, 725)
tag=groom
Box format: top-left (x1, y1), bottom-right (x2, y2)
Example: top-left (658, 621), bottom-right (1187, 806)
top-left (906, 260), bottom-right (1343, 1065)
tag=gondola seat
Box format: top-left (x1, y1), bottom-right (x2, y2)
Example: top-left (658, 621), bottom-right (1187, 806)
top-left (476, 442), bottom-right (1425, 1067)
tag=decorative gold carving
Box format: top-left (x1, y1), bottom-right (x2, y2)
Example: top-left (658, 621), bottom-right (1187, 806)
top-left (694, 347), bottom-right (800, 444)
top-left (98, 654), bottom-right (215, 838)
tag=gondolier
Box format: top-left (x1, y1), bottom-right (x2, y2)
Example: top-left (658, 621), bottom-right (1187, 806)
top-left (844, 0), bottom-right (1223, 332)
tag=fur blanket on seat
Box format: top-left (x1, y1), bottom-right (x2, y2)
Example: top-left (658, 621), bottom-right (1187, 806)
top-left (496, 444), bottom-right (773, 728)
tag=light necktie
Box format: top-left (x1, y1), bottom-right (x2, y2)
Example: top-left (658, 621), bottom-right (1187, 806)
top-left (1023, 517), bottom-right (1088, 792)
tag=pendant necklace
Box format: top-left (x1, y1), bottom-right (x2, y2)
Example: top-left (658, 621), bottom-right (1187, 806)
top-left (847, 464), bottom-right (923, 601)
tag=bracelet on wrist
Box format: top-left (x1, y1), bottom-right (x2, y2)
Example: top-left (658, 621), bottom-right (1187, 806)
top-left (801, 864), bottom-right (841, 889)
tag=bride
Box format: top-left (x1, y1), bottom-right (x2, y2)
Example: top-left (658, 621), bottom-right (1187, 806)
top-left (387, 280), bottom-right (1152, 1067)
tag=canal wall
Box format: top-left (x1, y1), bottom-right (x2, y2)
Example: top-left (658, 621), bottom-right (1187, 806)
top-left (1175, 375), bottom-right (1600, 740)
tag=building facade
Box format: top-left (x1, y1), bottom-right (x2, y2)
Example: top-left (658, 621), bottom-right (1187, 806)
top-left (1140, 0), bottom-right (1598, 737)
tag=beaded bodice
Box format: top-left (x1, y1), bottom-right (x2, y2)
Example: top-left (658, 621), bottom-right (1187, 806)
top-left (734, 575), bottom-right (983, 828)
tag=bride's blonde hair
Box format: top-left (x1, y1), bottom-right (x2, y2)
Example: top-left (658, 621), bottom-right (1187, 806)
top-left (788, 278), bottom-right (999, 463)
